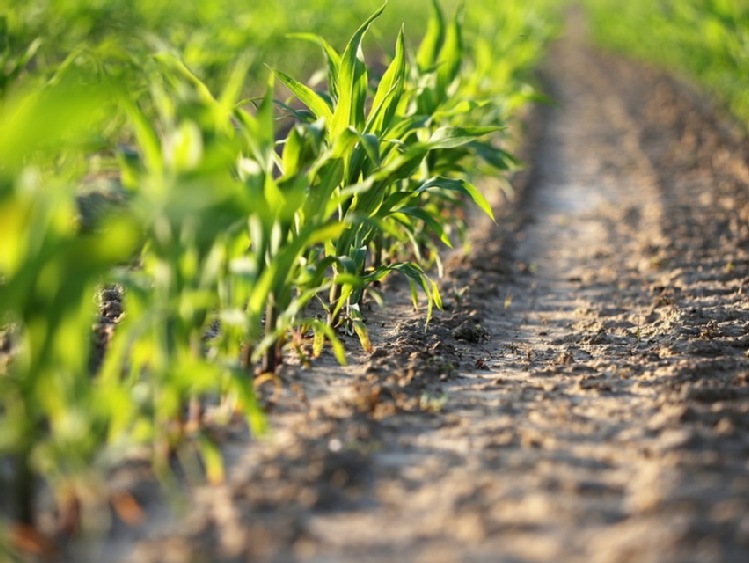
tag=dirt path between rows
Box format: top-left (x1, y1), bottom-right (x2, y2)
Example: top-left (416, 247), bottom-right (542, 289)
top-left (65, 13), bottom-right (749, 563)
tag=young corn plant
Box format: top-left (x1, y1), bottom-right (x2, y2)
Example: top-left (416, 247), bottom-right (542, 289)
top-left (465, 0), bottom-right (556, 124)
top-left (224, 78), bottom-right (349, 374)
top-left (376, 0), bottom-right (500, 270)
top-left (274, 2), bottom-right (498, 349)
top-left (0, 78), bottom-right (139, 533)
top-left (101, 55), bottom-right (266, 481)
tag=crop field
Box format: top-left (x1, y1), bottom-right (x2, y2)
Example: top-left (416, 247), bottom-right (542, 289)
top-left (584, 0), bottom-right (749, 123)
top-left (1, 0), bottom-right (748, 561)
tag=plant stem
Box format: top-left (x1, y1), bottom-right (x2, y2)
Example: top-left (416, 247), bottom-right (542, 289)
top-left (262, 295), bottom-right (280, 374)
top-left (328, 281), bottom-right (341, 327)
top-left (241, 343), bottom-right (254, 373)
top-left (373, 232), bottom-right (383, 289)
top-left (15, 448), bottom-right (35, 526)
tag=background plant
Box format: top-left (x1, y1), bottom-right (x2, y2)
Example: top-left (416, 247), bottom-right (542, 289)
top-left (0, 77), bottom-right (140, 531)
top-left (583, 0), bottom-right (749, 125)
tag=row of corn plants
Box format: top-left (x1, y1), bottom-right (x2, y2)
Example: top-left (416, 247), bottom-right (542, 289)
top-left (0, 0), bottom-right (459, 96)
top-left (583, 0), bottom-right (749, 125)
top-left (0, 0), bottom-right (557, 556)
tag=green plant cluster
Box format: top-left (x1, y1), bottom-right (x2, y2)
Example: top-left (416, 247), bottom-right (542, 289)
top-left (0, 0), bottom-right (459, 94)
top-left (584, 0), bottom-right (749, 124)
top-left (0, 0), bottom-right (557, 552)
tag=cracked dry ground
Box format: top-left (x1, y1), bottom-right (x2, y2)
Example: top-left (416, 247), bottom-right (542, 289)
top-left (104, 26), bottom-right (749, 563)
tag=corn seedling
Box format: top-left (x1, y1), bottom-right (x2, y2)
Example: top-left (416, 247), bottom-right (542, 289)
top-left (0, 78), bottom-right (139, 529)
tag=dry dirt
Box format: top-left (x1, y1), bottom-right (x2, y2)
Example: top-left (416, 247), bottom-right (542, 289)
top-left (57, 14), bottom-right (749, 563)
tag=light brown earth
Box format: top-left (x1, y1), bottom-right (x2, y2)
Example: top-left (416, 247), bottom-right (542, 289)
top-left (56, 12), bottom-right (749, 563)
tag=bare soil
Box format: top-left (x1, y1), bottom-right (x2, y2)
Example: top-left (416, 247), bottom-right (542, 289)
top-left (57, 14), bottom-right (749, 563)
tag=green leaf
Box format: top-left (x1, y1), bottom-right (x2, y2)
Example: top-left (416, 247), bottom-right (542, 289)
top-left (367, 26), bottom-right (406, 134)
top-left (313, 324), bottom-right (325, 357)
top-left (281, 121), bottom-right (325, 179)
top-left (353, 130), bottom-right (381, 168)
top-left (324, 178), bottom-right (374, 217)
top-left (374, 190), bottom-right (415, 217)
top-left (384, 114), bottom-right (430, 144)
top-left (282, 125), bottom-right (306, 177)
top-left (228, 369), bottom-right (267, 436)
top-left (306, 156), bottom-right (346, 216)
top-left (308, 318), bottom-right (347, 365)
top-left (331, 3), bottom-right (386, 136)
top-left (270, 67), bottom-right (333, 122)
top-left (392, 262), bottom-right (439, 323)
top-left (218, 55), bottom-right (252, 131)
top-left (415, 176), bottom-right (494, 220)
top-left (287, 33), bottom-right (341, 99)
top-left (0, 80), bottom-right (117, 172)
top-left (351, 317), bottom-right (372, 353)
top-left (431, 279), bottom-right (443, 310)
top-left (154, 52), bottom-right (218, 109)
top-left (395, 206), bottom-right (453, 247)
top-left (437, 3), bottom-right (464, 95)
top-left (468, 140), bottom-right (519, 171)
top-left (307, 221), bottom-right (347, 246)
top-left (426, 125), bottom-right (503, 149)
top-left (197, 433), bottom-right (225, 484)
top-left (255, 73), bottom-right (277, 172)
top-left (416, 0), bottom-right (445, 71)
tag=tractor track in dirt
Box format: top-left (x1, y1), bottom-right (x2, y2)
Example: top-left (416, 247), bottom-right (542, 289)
top-left (62, 13), bottom-right (749, 563)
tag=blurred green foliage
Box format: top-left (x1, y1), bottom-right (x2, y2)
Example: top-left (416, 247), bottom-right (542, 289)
top-left (0, 0), bottom-right (462, 91)
top-left (583, 0), bottom-right (749, 124)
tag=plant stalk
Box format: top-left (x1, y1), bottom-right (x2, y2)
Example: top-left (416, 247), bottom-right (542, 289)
top-left (261, 295), bottom-right (280, 374)
top-left (15, 448), bottom-right (36, 527)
